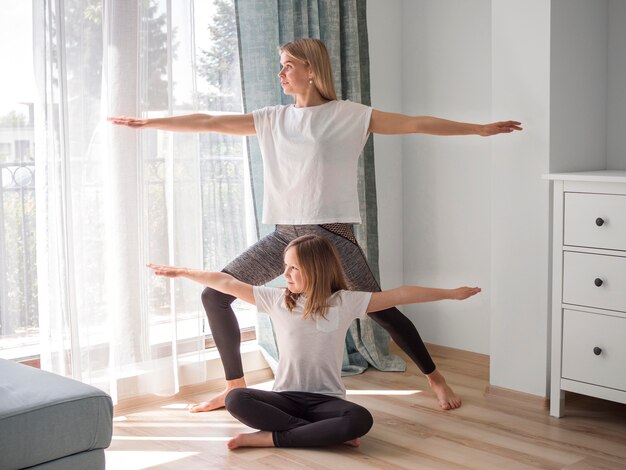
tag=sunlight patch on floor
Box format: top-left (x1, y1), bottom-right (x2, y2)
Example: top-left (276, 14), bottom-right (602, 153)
top-left (249, 380), bottom-right (274, 390)
top-left (113, 436), bottom-right (231, 442)
top-left (105, 451), bottom-right (199, 469)
top-left (114, 421), bottom-right (246, 429)
top-left (346, 389), bottom-right (422, 396)
top-left (160, 403), bottom-right (190, 409)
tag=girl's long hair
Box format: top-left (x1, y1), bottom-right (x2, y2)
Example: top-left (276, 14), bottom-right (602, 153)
top-left (284, 234), bottom-right (348, 320)
top-left (279, 38), bottom-right (338, 102)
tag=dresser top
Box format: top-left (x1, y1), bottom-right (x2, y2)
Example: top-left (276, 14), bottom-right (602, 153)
top-left (543, 170), bottom-right (626, 182)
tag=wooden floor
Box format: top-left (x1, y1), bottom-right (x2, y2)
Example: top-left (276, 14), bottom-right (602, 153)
top-left (106, 345), bottom-right (626, 469)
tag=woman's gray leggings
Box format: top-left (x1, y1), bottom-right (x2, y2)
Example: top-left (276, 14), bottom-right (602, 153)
top-left (202, 224), bottom-right (436, 380)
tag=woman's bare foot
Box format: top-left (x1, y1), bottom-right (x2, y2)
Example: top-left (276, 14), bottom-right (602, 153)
top-left (343, 438), bottom-right (361, 447)
top-left (426, 369), bottom-right (462, 410)
top-left (189, 377), bottom-right (247, 413)
top-left (228, 431), bottom-right (274, 450)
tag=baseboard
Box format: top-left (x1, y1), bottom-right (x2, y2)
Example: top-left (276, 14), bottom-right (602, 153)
top-left (484, 384), bottom-right (549, 411)
top-left (389, 341), bottom-right (490, 367)
top-left (114, 343), bottom-right (272, 416)
top-left (114, 368), bottom-right (274, 416)
top-left (423, 342), bottom-right (490, 366)
top-left (114, 341), bottom-right (548, 415)
top-left (390, 341), bottom-right (547, 411)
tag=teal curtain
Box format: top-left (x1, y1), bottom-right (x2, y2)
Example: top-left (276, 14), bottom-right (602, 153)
top-left (235, 0), bottom-right (405, 375)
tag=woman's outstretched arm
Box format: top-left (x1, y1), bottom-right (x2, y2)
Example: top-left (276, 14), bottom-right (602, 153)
top-left (147, 263), bottom-right (256, 304)
top-left (367, 285), bottom-right (481, 313)
top-left (369, 109), bottom-right (522, 136)
top-left (108, 113), bottom-right (256, 136)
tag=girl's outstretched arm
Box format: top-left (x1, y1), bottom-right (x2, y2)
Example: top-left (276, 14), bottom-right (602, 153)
top-left (108, 113), bottom-right (256, 136)
top-left (369, 109), bottom-right (522, 136)
top-left (147, 264), bottom-right (256, 305)
top-left (367, 286), bottom-right (481, 313)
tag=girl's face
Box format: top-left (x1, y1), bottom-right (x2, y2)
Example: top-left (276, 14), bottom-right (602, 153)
top-left (284, 247), bottom-right (306, 294)
top-left (277, 51), bottom-right (311, 97)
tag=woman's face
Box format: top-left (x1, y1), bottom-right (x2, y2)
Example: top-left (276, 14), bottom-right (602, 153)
top-left (283, 247), bottom-right (306, 294)
top-left (277, 51), bottom-right (311, 97)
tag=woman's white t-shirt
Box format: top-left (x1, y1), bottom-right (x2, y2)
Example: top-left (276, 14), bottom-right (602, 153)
top-left (252, 100), bottom-right (373, 225)
top-left (253, 286), bottom-right (372, 399)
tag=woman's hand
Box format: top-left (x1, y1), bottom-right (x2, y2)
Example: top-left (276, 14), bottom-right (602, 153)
top-left (449, 286), bottom-right (482, 300)
top-left (370, 110), bottom-right (523, 137)
top-left (108, 113), bottom-right (255, 135)
top-left (108, 116), bottom-right (150, 128)
top-left (479, 121), bottom-right (523, 136)
top-left (147, 263), bottom-right (186, 278)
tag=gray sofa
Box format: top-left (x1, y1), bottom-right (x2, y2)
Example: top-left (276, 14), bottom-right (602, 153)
top-left (0, 359), bottom-right (113, 469)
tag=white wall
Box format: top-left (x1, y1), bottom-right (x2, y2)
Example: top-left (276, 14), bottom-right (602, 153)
top-left (550, 0), bottom-right (607, 173)
top-left (368, 0), bottom-right (624, 398)
top-left (608, 0), bottom-right (626, 170)
top-left (368, 0), bottom-right (552, 397)
top-left (490, 0), bottom-right (552, 397)
top-left (399, 0), bottom-right (493, 355)
top-left (367, 1), bottom-right (404, 291)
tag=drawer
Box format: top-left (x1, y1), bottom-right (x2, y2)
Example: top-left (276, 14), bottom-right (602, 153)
top-left (564, 193), bottom-right (626, 251)
top-left (561, 309), bottom-right (626, 392)
top-left (563, 251), bottom-right (626, 312)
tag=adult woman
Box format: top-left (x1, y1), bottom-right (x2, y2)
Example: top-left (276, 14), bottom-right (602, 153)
top-left (111, 38), bottom-right (520, 412)
top-left (148, 234), bottom-right (480, 449)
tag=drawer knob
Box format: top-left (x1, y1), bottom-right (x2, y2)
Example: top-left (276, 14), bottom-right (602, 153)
top-left (593, 347), bottom-right (602, 356)
top-left (595, 217), bottom-right (605, 226)
top-left (594, 278), bottom-right (603, 287)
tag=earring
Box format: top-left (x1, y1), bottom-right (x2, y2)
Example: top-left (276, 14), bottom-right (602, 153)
top-left (309, 78), bottom-right (313, 85)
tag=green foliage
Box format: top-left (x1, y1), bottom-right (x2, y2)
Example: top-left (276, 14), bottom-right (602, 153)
top-left (140, 0), bottom-right (173, 111)
top-left (1, 182), bottom-right (37, 336)
top-left (198, 0), bottom-right (242, 112)
top-left (1, 0), bottom-right (249, 340)
top-left (0, 111), bottom-right (28, 128)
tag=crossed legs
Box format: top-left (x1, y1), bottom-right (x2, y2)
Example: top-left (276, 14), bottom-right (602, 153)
top-left (224, 389), bottom-right (373, 449)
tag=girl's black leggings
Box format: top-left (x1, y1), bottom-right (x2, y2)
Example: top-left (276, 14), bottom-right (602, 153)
top-left (202, 224), bottom-right (436, 380)
top-left (225, 388), bottom-right (373, 447)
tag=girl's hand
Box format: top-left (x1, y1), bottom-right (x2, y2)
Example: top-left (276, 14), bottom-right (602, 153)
top-left (479, 121), bottom-right (522, 136)
top-left (108, 116), bottom-right (149, 128)
top-left (450, 286), bottom-right (481, 300)
top-left (146, 264), bottom-right (256, 304)
top-left (147, 263), bottom-right (185, 278)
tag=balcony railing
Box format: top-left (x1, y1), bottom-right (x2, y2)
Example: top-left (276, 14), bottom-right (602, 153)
top-left (0, 145), bottom-right (254, 359)
top-left (0, 161), bottom-right (37, 341)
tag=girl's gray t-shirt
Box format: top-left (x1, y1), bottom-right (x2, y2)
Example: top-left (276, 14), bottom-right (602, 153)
top-left (253, 286), bottom-right (371, 399)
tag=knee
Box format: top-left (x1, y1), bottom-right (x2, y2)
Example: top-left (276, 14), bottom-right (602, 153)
top-left (345, 407), bottom-right (373, 438)
top-left (224, 388), bottom-right (247, 415)
top-left (354, 408), bottom-right (374, 437)
top-left (201, 286), bottom-right (234, 311)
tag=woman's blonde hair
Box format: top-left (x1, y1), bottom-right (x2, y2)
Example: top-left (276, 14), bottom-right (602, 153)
top-left (279, 38), bottom-right (337, 101)
top-left (284, 234), bottom-right (348, 320)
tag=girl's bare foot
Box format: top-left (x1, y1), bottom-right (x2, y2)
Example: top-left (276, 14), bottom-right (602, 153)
top-left (426, 369), bottom-right (462, 410)
top-left (343, 438), bottom-right (361, 447)
top-left (228, 431), bottom-right (274, 450)
top-left (189, 377), bottom-right (247, 413)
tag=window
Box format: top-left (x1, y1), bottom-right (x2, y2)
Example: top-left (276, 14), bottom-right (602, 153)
top-left (0, 1), bottom-right (38, 360)
top-left (0, 0), bottom-right (257, 363)
top-left (0, 143), bottom-right (12, 161)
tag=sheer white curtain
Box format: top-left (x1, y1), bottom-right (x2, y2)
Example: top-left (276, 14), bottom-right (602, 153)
top-left (32, 0), bottom-right (245, 403)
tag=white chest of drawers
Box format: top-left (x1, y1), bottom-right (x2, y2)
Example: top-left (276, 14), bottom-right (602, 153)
top-left (546, 171), bottom-right (626, 417)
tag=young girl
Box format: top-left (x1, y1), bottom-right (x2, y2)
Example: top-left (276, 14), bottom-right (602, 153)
top-left (148, 234), bottom-right (481, 449)
top-left (115, 38), bottom-right (514, 413)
